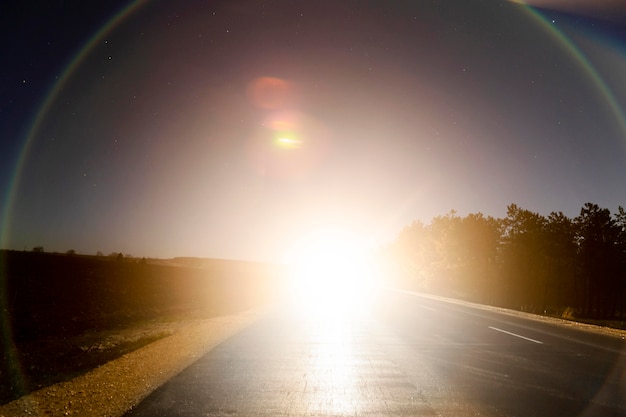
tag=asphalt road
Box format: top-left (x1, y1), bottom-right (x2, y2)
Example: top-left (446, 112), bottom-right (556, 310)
top-left (124, 290), bottom-right (626, 416)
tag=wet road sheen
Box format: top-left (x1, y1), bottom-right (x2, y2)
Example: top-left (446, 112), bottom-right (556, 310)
top-left (125, 291), bottom-right (626, 416)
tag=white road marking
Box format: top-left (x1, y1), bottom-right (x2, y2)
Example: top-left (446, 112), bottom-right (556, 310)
top-left (420, 305), bottom-right (436, 311)
top-left (488, 326), bottom-right (543, 344)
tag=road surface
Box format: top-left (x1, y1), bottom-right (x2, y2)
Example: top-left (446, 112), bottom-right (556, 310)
top-left (124, 290), bottom-right (626, 416)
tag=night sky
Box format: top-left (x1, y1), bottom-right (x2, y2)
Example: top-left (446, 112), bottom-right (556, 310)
top-left (2, 0), bottom-right (626, 261)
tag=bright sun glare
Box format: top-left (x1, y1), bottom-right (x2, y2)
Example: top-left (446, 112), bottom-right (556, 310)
top-left (284, 228), bottom-right (380, 319)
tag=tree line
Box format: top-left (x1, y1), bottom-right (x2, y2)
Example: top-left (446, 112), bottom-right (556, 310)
top-left (384, 203), bottom-right (626, 319)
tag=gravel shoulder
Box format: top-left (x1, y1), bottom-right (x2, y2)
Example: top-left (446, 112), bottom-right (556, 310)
top-left (0, 309), bottom-right (264, 417)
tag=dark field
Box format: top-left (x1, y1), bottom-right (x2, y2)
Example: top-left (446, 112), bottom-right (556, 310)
top-left (0, 250), bottom-right (283, 404)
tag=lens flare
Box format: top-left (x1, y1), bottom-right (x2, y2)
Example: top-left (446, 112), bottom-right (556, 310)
top-left (275, 136), bottom-right (302, 149)
top-left (247, 76), bottom-right (294, 110)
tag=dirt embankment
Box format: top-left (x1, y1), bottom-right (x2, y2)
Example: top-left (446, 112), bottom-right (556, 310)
top-left (0, 309), bottom-right (263, 417)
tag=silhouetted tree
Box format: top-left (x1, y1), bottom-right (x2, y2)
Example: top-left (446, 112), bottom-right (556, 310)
top-left (429, 211), bottom-right (463, 295)
top-left (500, 204), bottom-right (547, 311)
top-left (392, 220), bottom-right (433, 290)
top-left (388, 202), bottom-right (626, 319)
top-left (457, 213), bottom-right (501, 304)
top-left (575, 203), bottom-right (621, 317)
top-left (543, 212), bottom-right (577, 312)
top-left (614, 206), bottom-right (626, 317)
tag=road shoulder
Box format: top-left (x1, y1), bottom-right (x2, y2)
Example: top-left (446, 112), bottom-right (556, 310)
top-left (0, 309), bottom-right (264, 417)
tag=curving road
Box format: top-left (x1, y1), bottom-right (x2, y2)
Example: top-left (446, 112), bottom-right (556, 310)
top-left (124, 290), bottom-right (626, 416)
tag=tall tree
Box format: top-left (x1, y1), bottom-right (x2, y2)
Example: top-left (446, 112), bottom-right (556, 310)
top-left (392, 220), bottom-right (433, 290)
top-left (613, 206), bottom-right (626, 317)
top-left (575, 203), bottom-right (620, 317)
top-left (458, 213), bottom-right (501, 304)
top-left (500, 204), bottom-right (547, 311)
top-left (544, 211), bottom-right (577, 311)
top-left (429, 211), bottom-right (463, 295)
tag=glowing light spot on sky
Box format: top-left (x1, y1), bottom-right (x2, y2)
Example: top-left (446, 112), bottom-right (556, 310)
top-left (271, 119), bottom-right (293, 130)
top-left (276, 136), bottom-right (302, 149)
top-left (247, 76), bottom-right (293, 110)
top-left (284, 228), bottom-right (380, 319)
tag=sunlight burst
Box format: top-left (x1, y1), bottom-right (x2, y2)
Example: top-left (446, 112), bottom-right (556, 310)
top-left (285, 228), bottom-right (380, 319)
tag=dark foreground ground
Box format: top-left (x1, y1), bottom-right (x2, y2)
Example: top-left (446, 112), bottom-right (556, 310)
top-left (0, 250), bottom-right (283, 404)
top-left (2, 249), bottom-right (626, 411)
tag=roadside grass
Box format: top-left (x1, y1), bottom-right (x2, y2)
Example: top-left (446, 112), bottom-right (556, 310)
top-left (556, 306), bottom-right (626, 331)
top-left (561, 317), bottom-right (626, 331)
